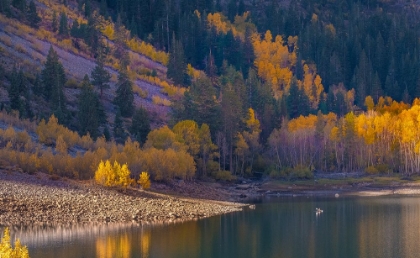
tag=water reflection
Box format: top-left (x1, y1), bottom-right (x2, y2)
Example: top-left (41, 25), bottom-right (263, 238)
top-left (4, 196), bottom-right (420, 258)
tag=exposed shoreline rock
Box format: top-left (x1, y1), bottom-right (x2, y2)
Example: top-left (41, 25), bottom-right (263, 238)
top-left (0, 170), bottom-right (247, 227)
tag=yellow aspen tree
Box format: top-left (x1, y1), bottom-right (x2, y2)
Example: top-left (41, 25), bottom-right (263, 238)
top-left (235, 132), bottom-right (249, 175)
top-left (118, 163), bottom-right (131, 189)
top-left (0, 228), bottom-right (29, 258)
top-left (364, 96), bottom-right (375, 111)
top-left (55, 135), bottom-right (67, 155)
top-left (138, 172), bottom-right (151, 189)
top-left (94, 160), bottom-right (107, 186)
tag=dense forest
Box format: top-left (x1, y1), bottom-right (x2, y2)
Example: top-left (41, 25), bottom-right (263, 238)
top-left (1, 0), bottom-right (420, 181)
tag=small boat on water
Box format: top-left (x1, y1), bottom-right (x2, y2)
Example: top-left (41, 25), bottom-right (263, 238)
top-left (315, 208), bottom-right (323, 214)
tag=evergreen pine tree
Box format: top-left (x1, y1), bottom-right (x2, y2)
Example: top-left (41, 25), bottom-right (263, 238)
top-left (113, 108), bottom-right (126, 142)
top-left (113, 71), bottom-right (134, 118)
top-left (27, 1), bottom-right (41, 28)
top-left (41, 46), bottom-right (68, 123)
top-left (91, 57), bottom-right (111, 99)
top-left (287, 77), bottom-right (309, 119)
top-left (103, 125), bottom-right (111, 141)
top-left (32, 73), bottom-right (42, 96)
top-left (370, 72), bottom-right (382, 102)
top-left (70, 20), bottom-right (79, 38)
top-left (8, 67), bottom-right (22, 111)
top-left (227, 0), bottom-right (237, 21)
top-left (129, 16), bottom-right (138, 38)
top-left (178, 75), bottom-right (222, 134)
top-left (167, 34), bottom-right (186, 86)
top-left (0, 0), bottom-right (11, 16)
top-left (130, 107), bottom-right (151, 144)
top-left (84, 0), bottom-right (91, 17)
top-left (99, 0), bottom-right (108, 18)
top-left (52, 11), bottom-right (58, 32)
top-left (12, 0), bottom-right (25, 12)
top-left (78, 74), bottom-right (103, 139)
top-left (59, 12), bottom-right (69, 36)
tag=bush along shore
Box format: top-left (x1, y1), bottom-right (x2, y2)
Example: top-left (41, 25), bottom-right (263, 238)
top-left (0, 169), bottom-right (247, 227)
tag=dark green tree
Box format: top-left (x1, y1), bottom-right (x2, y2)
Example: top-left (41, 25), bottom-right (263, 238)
top-left (26, 1), bottom-right (41, 28)
top-left (113, 71), bottom-right (134, 118)
top-left (176, 75), bottom-right (221, 135)
top-left (52, 11), bottom-right (58, 32)
top-left (32, 73), bottom-right (42, 96)
top-left (99, 0), bottom-right (108, 18)
top-left (41, 46), bottom-right (68, 123)
top-left (8, 67), bottom-right (23, 111)
top-left (167, 34), bottom-right (186, 86)
top-left (91, 57), bottom-right (111, 99)
top-left (58, 12), bottom-right (69, 36)
top-left (0, 0), bottom-right (11, 16)
top-left (77, 75), bottom-right (105, 139)
top-left (103, 125), bottom-right (111, 141)
top-left (113, 108), bottom-right (126, 143)
top-left (287, 77), bottom-right (309, 119)
top-left (12, 0), bottom-right (25, 12)
top-left (70, 20), bottom-right (80, 38)
top-left (130, 107), bottom-right (151, 144)
top-left (8, 67), bottom-right (32, 119)
top-left (84, 0), bottom-right (91, 17)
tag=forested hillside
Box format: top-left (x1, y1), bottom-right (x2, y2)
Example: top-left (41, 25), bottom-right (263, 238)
top-left (1, 0), bottom-right (420, 182)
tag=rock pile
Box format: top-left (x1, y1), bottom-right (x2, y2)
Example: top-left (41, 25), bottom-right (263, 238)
top-left (0, 170), bottom-right (245, 227)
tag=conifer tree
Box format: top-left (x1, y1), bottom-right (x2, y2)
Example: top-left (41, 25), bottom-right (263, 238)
top-left (167, 34), bottom-right (186, 86)
top-left (130, 107), bottom-right (151, 144)
top-left (0, 0), bottom-right (11, 16)
top-left (27, 0), bottom-right (41, 28)
top-left (113, 71), bottom-right (134, 118)
top-left (70, 20), bottom-right (80, 38)
top-left (59, 12), bottom-right (69, 36)
top-left (78, 74), bottom-right (104, 139)
top-left (91, 57), bottom-right (111, 99)
top-left (41, 46), bottom-right (67, 123)
top-left (287, 77), bottom-right (309, 119)
top-left (179, 75), bottom-right (222, 134)
top-left (12, 0), bottom-right (25, 12)
top-left (113, 108), bottom-right (126, 142)
top-left (32, 73), bottom-right (42, 96)
top-left (103, 125), bottom-right (111, 141)
top-left (99, 0), bottom-right (108, 18)
top-left (52, 11), bottom-right (58, 32)
top-left (8, 67), bottom-right (24, 111)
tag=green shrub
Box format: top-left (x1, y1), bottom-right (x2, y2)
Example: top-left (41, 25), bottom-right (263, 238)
top-left (365, 165), bottom-right (379, 175)
top-left (291, 165), bottom-right (313, 179)
top-left (375, 164), bottom-right (390, 174)
top-left (211, 170), bottom-right (237, 181)
top-left (64, 78), bottom-right (80, 88)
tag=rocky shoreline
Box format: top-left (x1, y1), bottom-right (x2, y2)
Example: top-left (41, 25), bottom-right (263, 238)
top-left (3, 168), bottom-right (420, 228)
top-left (0, 169), bottom-right (248, 227)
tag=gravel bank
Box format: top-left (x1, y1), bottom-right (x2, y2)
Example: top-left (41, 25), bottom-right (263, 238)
top-left (0, 169), bottom-right (246, 227)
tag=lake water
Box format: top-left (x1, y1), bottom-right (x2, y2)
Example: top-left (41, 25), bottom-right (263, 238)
top-left (5, 195), bottom-right (420, 258)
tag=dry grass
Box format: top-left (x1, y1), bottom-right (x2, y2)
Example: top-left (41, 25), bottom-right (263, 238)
top-left (0, 111), bottom-right (37, 132)
top-left (152, 95), bottom-right (171, 106)
top-left (0, 35), bottom-right (12, 47)
top-left (133, 86), bottom-right (148, 99)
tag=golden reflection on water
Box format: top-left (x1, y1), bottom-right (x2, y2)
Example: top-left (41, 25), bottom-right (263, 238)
top-left (140, 228), bottom-right (150, 258)
top-left (95, 233), bottom-right (131, 258)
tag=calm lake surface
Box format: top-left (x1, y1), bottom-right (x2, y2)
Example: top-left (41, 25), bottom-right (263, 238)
top-left (5, 195), bottom-right (420, 258)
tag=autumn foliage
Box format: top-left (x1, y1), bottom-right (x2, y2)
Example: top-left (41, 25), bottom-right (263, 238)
top-left (138, 172), bottom-right (151, 190)
top-left (252, 30), bottom-right (324, 108)
top-left (0, 228), bottom-right (30, 258)
top-left (94, 160), bottom-right (132, 188)
top-left (268, 97), bottom-right (420, 176)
